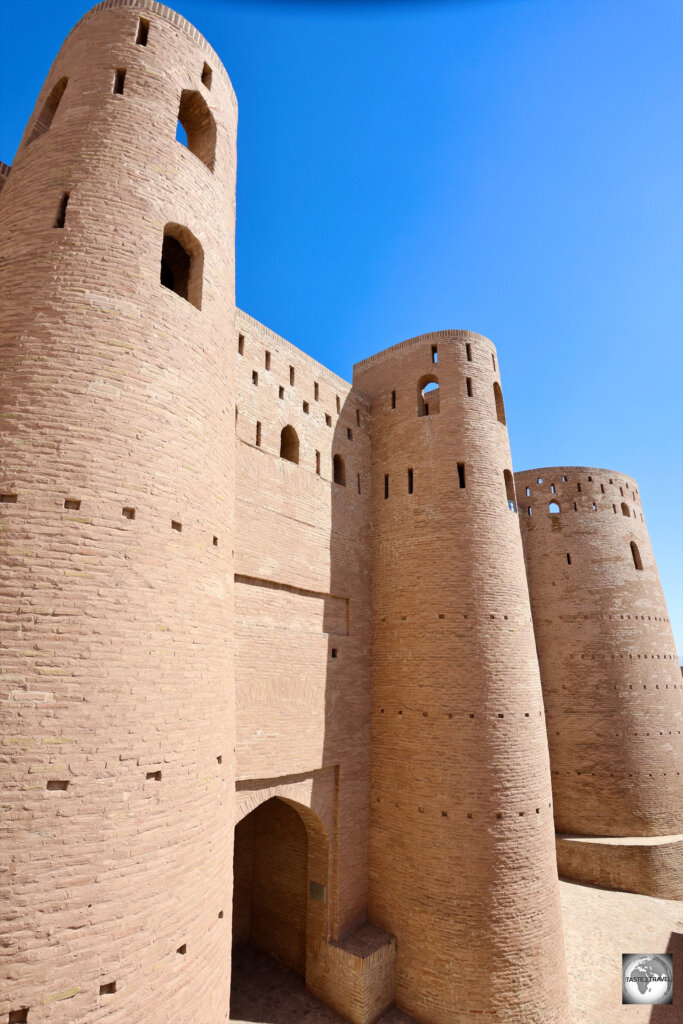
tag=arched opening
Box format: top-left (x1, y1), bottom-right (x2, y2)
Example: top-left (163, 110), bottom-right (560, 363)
top-left (160, 223), bottom-right (203, 309)
top-left (231, 798), bottom-right (329, 1016)
top-left (176, 89), bottom-right (216, 171)
top-left (28, 77), bottom-right (68, 145)
top-left (417, 375), bottom-right (439, 417)
top-left (549, 501), bottom-right (561, 514)
top-left (621, 502), bottom-right (630, 517)
top-left (493, 381), bottom-right (506, 424)
top-left (630, 541), bottom-right (643, 570)
top-left (504, 470), bottom-right (516, 511)
top-left (333, 454), bottom-right (346, 486)
top-left (280, 425), bottom-right (299, 464)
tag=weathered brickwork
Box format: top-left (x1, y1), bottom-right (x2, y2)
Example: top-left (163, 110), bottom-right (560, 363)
top-left (1, 4), bottom-right (679, 1024)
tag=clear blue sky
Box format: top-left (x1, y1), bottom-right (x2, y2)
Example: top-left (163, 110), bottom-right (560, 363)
top-left (1, 0), bottom-right (681, 653)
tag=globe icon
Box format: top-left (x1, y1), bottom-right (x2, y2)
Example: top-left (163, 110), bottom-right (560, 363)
top-left (622, 955), bottom-right (673, 1004)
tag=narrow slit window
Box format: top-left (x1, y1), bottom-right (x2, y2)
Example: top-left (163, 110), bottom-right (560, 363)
top-left (384, 474), bottom-right (389, 499)
top-left (264, 350), bottom-right (270, 370)
top-left (504, 470), bottom-right (516, 509)
top-left (431, 345), bottom-right (438, 363)
top-left (562, 475), bottom-right (567, 481)
top-left (492, 353), bottom-right (496, 371)
top-left (255, 421), bottom-right (261, 447)
top-left (315, 451), bottom-right (320, 475)
top-left (303, 400), bottom-right (309, 413)
top-left (356, 408), bottom-right (360, 427)
top-left (136, 17), bottom-right (149, 45)
top-left (391, 390), bottom-right (396, 409)
top-left (54, 191), bottom-right (69, 228)
top-left (550, 484), bottom-right (555, 493)
top-left (466, 377), bottom-right (473, 397)
top-left (466, 342), bottom-right (472, 361)
top-left (577, 482), bottom-right (582, 492)
top-left (314, 382), bottom-right (319, 400)
top-left (336, 395), bottom-right (341, 413)
top-left (325, 414), bottom-right (331, 427)
top-left (289, 366), bottom-right (295, 386)
top-left (631, 541), bottom-right (643, 570)
top-left (457, 462), bottom-right (466, 489)
top-left (574, 502), bottom-right (578, 510)
top-left (347, 427), bottom-right (352, 440)
top-left (278, 386), bottom-right (284, 399)
top-left (113, 69), bottom-right (126, 95)
top-left (566, 553), bottom-right (572, 564)
top-left (201, 63), bottom-right (212, 89)
top-left (252, 370), bottom-right (258, 385)
top-left (333, 454), bottom-right (346, 486)
top-left (528, 506), bottom-right (533, 516)
top-left (525, 487), bottom-right (530, 496)
top-left (238, 334), bottom-right (244, 355)
top-left (357, 473), bottom-right (361, 494)
top-left (600, 483), bottom-right (605, 493)
top-left (408, 468), bottom-right (414, 494)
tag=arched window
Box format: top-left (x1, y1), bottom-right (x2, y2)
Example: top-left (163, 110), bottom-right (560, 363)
top-left (160, 223), bottom-right (203, 309)
top-left (280, 426), bottom-right (299, 464)
top-left (493, 381), bottom-right (506, 424)
top-left (28, 77), bottom-right (68, 145)
top-left (630, 541), bottom-right (643, 570)
top-left (621, 502), bottom-right (630, 517)
top-left (417, 375), bottom-right (439, 417)
top-left (549, 501), bottom-right (561, 514)
top-left (504, 469), bottom-right (516, 511)
top-left (333, 454), bottom-right (346, 486)
top-left (176, 90), bottom-right (216, 171)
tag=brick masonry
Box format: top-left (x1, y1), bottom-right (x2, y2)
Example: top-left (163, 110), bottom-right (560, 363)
top-left (0, 3), bottom-right (679, 1024)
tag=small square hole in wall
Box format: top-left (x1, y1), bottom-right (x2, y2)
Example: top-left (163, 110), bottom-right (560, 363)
top-left (1, 493), bottom-right (18, 503)
top-left (46, 780), bottom-right (69, 791)
top-left (213, 536), bottom-right (218, 547)
top-left (218, 910), bottom-right (224, 918)
top-left (201, 62), bottom-right (212, 89)
top-left (99, 981), bottom-right (116, 996)
top-left (64, 498), bottom-right (81, 510)
top-left (325, 414), bottom-right (332, 427)
top-left (278, 386), bottom-right (284, 399)
top-left (122, 507), bottom-right (135, 519)
top-left (216, 755), bottom-right (222, 764)
top-left (9, 1010), bottom-right (29, 1024)
top-left (177, 944), bottom-right (187, 955)
top-left (146, 770), bottom-right (161, 781)
top-left (171, 521), bottom-right (182, 532)
top-left (331, 648), bottom-right (338, 659)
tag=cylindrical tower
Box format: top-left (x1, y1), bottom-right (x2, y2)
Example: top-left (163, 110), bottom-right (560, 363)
top-left (515, 467), bottom-right (683, 840)
top-left (0, 4), bottom-right (237, 1023)
top-left (353, 333), bottom-right (570, 1024)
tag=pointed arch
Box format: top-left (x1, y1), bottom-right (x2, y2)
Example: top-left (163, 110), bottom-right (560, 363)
top-left (177, 89), bottom-right (216, 171)
top-left (630, 541), bottom-right (643, 570)
top-left (160, 223), bottom-right (203, 309)
top-left (28, 77), bottom-right (68, 145)
top-left (280, 425), bottom-right (299, 464)
top-left (493, 381), bottom-right (506, 425)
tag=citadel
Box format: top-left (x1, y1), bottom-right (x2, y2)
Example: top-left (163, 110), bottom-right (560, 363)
top-left (1, 3), bottom-right (681, 1024)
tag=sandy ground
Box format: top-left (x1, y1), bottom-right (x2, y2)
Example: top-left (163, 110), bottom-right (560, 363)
top-left (230, 880), bottom-right (683, 1024)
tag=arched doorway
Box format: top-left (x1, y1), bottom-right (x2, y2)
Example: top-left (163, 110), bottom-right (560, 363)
top-left (231, 795), bottom-right (330, 1017)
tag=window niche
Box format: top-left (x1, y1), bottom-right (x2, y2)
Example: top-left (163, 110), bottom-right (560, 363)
top-left (333, 454), bottom-right (346, 486)
top-left (417, 375), bottom-right (439, 417)
top-left (28, 77), bottom-right (68, 145)
top-left (176, 89), bottom-right (216, 172)
top-left (160, 223), bottom-right (203, 309)
top-left (280, 425), bottom-right (299, 464)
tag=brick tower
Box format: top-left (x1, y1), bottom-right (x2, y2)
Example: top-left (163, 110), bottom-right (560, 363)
top-left (0, 3), bottom-right (237, 1022)
top-left (515, 468), bottom-right (683, 896)
top-left (353, 333), bottom-right (571, 1024)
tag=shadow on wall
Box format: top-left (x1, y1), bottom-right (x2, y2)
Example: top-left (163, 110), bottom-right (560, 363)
top-left (230, 388), bottom-right (375, 1020)
top-left (649, 931), bottom-right (682, 1023)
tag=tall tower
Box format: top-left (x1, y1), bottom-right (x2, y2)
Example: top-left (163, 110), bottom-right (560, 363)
top-left (515, 468), bottom-right (682, 892)
top-left (353, 332), bottom-right (571, 1024)
top-left (0, 4), bottom-right (237, 1023)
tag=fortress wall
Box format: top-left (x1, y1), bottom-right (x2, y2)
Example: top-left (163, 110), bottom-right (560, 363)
top-left (516, 468), bottom-right (683, 840)
top-left (353, 332), bottom-right (570, 1024)
top-left (0, 4), bottom-right (237, 1023)
top-left (233, 310), bottom-right (373, 938)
